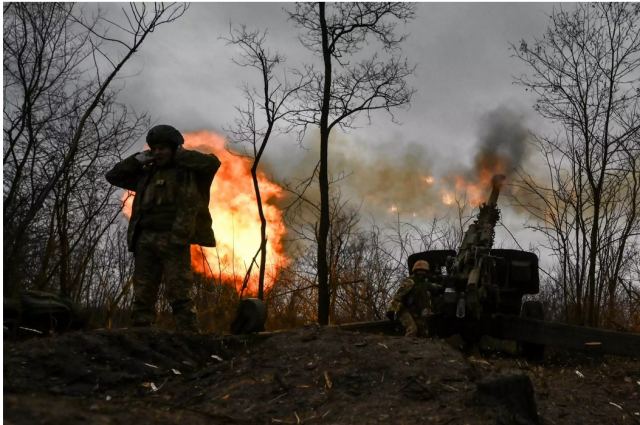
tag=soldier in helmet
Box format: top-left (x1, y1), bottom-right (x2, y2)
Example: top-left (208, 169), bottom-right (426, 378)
top-left (387, 260), bottom-right (440, 337)
top-left (106, 125), bottom-right (220, 332)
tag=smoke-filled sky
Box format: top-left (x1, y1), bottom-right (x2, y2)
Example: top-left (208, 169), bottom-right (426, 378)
top-left (104, 2), bottom-right (561, 251)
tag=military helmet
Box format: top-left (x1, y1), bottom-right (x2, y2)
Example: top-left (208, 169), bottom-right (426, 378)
top-left (146, 124), bottom-right (184, 149)
top-left (412, 260), bottom-right (430, 273)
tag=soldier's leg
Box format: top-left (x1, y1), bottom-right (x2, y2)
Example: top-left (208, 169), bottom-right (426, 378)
top-left (399, 309), bottom-right (418, 337)
top-left (416, 317), bottom-right (430, 338)
top-left (132, 232), bottom-right (163, 326)
top-left (160, 235), bottom-right (197, 332)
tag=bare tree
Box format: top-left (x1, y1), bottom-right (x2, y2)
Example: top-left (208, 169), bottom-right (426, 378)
top-left (224, 26), bottom-right (306, 299)
top-left (3, 3), bottom-right (187, 298)
top-left (512, 3), bottom-right (640, 326)
top-left (288, 2), bottom-right (416, 324)
top-left (86, 222), bottom-right (134, 328)
top-left (278, 176), bottom-right (456, 325)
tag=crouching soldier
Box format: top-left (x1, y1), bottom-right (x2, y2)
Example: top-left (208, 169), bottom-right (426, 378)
top-left (387, 260), bottom-right (440, 337)
top-left (106, 125), bottom-right (220, 332)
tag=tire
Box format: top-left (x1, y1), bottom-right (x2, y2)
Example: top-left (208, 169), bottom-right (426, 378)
top-left (519, 300), bottom-right (545, 361)
top-left (498, 293), bottom-right (523, 316)
top-left (521, 300), bottom-right (544, 320)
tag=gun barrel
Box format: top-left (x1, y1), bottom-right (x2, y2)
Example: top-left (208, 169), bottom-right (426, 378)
top-left (487, 175), bottom-right (506, 206)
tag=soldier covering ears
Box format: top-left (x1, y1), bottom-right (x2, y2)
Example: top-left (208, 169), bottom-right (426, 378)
top-left (106, 125), bottom-right (220, 331)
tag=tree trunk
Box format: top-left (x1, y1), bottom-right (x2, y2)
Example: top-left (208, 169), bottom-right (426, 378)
top-left (586, 168), bottom-right (604, 327)
top-left (251, 166), bottom-right (268, 300)
top-left (317, 1), bottom-right (332, 325)
top-left (57, 180), bottom-right (71, 297)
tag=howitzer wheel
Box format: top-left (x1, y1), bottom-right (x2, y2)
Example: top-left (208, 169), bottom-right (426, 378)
top-left (519, 301), bottom-right (545, 361)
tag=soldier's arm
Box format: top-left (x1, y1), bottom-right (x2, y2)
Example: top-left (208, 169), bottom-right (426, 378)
top-left (395, 278), bottom-right (415, 300)
top-left (174, 148), bottom-right (221, 177)
top-left (389, 278), bottom-right (415, 311)
top-left (427, 278), bottom-right (444, 294)
top-left (105, 154), bottom-right (144, 191)
top-left (426, 280), bottom-right (444, 294)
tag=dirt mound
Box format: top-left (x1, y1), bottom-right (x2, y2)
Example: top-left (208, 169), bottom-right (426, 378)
top-left (4, 326), bottom-right (640, 424)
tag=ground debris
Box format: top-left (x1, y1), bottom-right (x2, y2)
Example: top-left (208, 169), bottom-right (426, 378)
top-left (4, 326), bottom-right (640, 424)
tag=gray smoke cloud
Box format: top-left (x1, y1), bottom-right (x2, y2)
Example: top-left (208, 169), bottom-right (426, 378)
top-left (437, 105), bottom-right (532, 205)
top-left (270, 132), bottom-right (442, 218)
top-left (334, 139), bottom-right (440, 216)
top-left (473, 106), bottom-right (530, 179)
top-left (250, 106), bottom-right (531, 220)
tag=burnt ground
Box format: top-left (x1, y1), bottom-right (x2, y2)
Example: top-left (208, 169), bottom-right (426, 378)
top-left (3, 326), bottom-right (640, 425)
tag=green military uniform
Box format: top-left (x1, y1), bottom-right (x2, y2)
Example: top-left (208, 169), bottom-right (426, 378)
top-left (389, 275), bottom-right (436, 337)
top-left (106, 138), bottom-right (220, 331)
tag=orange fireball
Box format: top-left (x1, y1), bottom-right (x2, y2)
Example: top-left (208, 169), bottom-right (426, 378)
top-left (441, 154), bottom-right (510, 207)
top-left (121, 130), bottom-right (288, 295)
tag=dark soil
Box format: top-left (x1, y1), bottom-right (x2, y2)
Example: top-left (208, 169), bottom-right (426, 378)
top-left (4, 326), bottom-right (640, 424)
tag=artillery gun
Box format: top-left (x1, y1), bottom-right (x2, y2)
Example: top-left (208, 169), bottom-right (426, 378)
top-left (408, 175), bottom-right (542, 353)
top-left (339, 174), bottom-right (640, 359)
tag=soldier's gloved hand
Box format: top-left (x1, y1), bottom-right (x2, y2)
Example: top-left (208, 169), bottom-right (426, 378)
top-left (386, 310), bottom-right (397, 321)
top-left (135, 151), bottom-right (154, 165)
top-left (172, 145), bottom-right (187, 165)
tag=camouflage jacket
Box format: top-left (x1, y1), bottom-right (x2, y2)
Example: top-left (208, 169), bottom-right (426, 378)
top-left (106, 148), bottom-right (221, 251)
top-left (389, 275), bottom-right (436, 316)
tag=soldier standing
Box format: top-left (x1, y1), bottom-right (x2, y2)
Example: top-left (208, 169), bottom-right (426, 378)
top-left (106, 125), bottom-right (220, 331)
top-left (387, 260), bottom-right (440, 337)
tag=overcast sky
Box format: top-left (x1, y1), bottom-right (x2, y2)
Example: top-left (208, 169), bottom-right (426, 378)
top-left (115, 2), bottom-right (554, 148)
top-left (106, 2), bottom-right (562, 253)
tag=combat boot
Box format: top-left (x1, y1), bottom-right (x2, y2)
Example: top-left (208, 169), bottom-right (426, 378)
top-left (131, 297), bottom-right (156, 328)
top-left (175, 313), bottom-right (198, 332)
top-left (171, 299), bottom-right (199, 333)
top-left (130, 307), bottom-right (155, 328)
